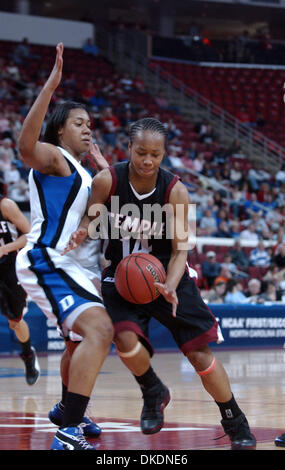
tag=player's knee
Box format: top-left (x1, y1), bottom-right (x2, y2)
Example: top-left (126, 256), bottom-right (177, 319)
top-left (114, 330), bottom-right (138, 354)
top-left (76, 309), bottom-right (114, 347)
top-left (94, 316), bottom-right (114, 347)
top-left (187, 347), bottom-right (215, 374)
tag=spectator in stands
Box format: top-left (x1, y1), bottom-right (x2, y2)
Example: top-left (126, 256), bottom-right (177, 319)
top-left (199, 123), bottom-right (216, 144)
top-left (276, 164), bottom-right (285, 186)
top-left (20, 98), bottom-right (33, 118)
top-left (188, 141), bottom-right (198, 160)
top-left (261, 193), bottom-right (277, 214)
top-left (229, 240), bottom-right (249, 271)
top-left (190, 186), bottom-right (209, 209)
top-left (205, 279), bottom-right (227, 304)
top-left (8, 112), bottom-right (22, 143)
top-left (199, 208), bottom-right (218, 236)
top-left (12, 38), bottom-right (40, 65)
top-left (248, 212), bottom-right (268, 237)
top-left (214, 221), bottom-right (232, 238)
top-left (215, 266), bottom-right (231, 285)
top-left (201, 251), bottom-right (221, 288)
top-left (201, 161), bottom-right (215, 179)
top-left (244, 278), bottom-right (263, 303)
top-left (259, 281), bottom-right (280, 302)
top-left (227, 139), bottom-right (246, 159)
top-left (0, 111), bottom-right (11, 138)
top-left (119, 73), bottom-right (134, 92)
top-left (230, 161), bottom-right (244, 187)
top-left (81, 80), bottom-right (97, 103)
top-left (0, 138), bottom-right (16, 163)
top-left (262, 263), bottom-right (283, 288)
top-left (167, 149), bottom-right (184, 169)
top-left (249, 241), bottom-right (271, 267)
top-left (240, 222), bottom-right (259, 242)
top-left (164, 118), bottom-right (182, 141)
top-left (89, 91), bottom-right (110, 110)
top-left (229, 220), bottom-right (243, 239)
top-left (193, 152), bottom-right (205, 173)
top-left (220, 165), bottom-right (231, 185)
top-left (3, 161), bottom-right (21, 189)
top-left (257, 181), bottom-right (271, 203)
top-left (224, 279), bottom-right (247, 304)
top-left (82, 38), bottom-right (99, 56)
top-left (5, 59), bottom-right (21, 81)
top-left (101, 107), bottom-right (121, 146)
top-left (279, 272), bottom-right (285, 302)
top-left (221, 253), bottom-right (239, 276)
top-left (229, 183), bottom-right (246, 218)
top-left (0, 152), bottom-right (11, 174)
top-left (273, 243), bottom-right (285, 268)
top-left (248, 167), bottom-right (271, 191)
top-left (0, 79), bottom-right (12, 102)
top-left (8, 178), bottom-right (29, 204)
top-left (196, 119), bottom-right (208, 137)
top-left (235, 30), bottom-right (251, 62)
top-left (168, 136), bottom-right (183, 155)
top-left (212, 145), bottom-right (227, 166)
top-left (243, 192), bottom-right (262, 218)
top-left (133, 76), bottom-right (146, 93)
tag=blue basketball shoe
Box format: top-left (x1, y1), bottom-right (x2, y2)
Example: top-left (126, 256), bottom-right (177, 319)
top-left (275, 433), bottom-right (285, 447)
top-left (51, 425), bottom-right (96, 450)
top-left (48, 402), bottom-right (101, 437)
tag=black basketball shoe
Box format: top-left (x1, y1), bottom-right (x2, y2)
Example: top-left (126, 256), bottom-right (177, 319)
top-left (20, 346), bottom-right (40, 386)
top-left (221, 412), bottom-right (256, 450)
top-left (140, 384), bottom-right (170, 434)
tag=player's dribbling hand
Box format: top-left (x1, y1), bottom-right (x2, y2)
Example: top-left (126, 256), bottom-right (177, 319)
top-left (154, 282), bottom-right (178, 318)
top-left (61, 227), bottom-right (88, 255)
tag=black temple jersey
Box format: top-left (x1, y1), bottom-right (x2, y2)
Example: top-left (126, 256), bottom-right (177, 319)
top-left (0, 199), bottom-right (18, 266)
top-left (102, 162), bottom-right (179, 274)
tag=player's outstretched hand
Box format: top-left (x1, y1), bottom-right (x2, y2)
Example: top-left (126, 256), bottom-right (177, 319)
top-left (154, 282), bottom-right (178, 318)
top-left (45, 42), bottom-right (64, 93)
top-left (61, 227), bottom-right (88, 255)
top-left (89, 140), bottom-right (109, 170)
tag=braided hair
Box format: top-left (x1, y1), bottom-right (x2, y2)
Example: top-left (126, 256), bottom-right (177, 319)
top-left (129, 117), bottom-right (168, 150)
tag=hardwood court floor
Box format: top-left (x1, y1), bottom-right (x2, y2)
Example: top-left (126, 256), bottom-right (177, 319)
top-left (0, 348), bottom-right (285, 452)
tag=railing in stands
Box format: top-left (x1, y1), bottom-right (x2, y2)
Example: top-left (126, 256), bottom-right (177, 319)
top-left (96, 27), bottom-right (285, 174)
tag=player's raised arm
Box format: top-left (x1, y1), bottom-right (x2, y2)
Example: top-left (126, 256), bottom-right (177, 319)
top-left (18, 43), bottom-right (64, 173)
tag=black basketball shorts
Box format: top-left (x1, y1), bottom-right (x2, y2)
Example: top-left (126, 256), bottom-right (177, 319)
top-left (101, 271), bottom-right (220, 356)
top-left (0, 263), bottom-right (26, 321)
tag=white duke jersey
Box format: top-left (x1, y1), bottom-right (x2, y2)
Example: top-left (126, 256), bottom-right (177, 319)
top-left (27, 146), bottom-right (93, 264)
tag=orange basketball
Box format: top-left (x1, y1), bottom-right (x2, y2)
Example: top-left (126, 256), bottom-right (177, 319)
top-left (115, 253), bottom-right (166, 304)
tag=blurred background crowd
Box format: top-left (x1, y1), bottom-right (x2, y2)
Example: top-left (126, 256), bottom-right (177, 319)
top-left (0, 0), bottom-right (284, 306)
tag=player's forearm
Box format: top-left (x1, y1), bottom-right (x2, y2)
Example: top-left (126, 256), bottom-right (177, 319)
top-left (166, 250), bottom-right (188, 290)
top-left (4, 234), bottom-right (27, 254)
top-left (18, 86), bottom-right (53, 156)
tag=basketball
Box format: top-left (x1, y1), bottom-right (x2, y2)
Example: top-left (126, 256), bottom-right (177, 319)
top-left (115, 253), bottom-right (166, 304)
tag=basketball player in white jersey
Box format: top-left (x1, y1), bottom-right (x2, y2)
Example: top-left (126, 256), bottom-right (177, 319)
top-left (16, 43), bottom-right (113, 450)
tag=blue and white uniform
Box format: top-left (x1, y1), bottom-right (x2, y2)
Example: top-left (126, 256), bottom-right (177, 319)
top-left (16, 147), bottom-right (103, 338)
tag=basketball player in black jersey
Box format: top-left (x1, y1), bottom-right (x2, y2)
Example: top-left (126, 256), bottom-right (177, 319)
top-left (66, 117), bottom-right (256, 450)
top-left (0, 196), bottom-right (40, 385)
